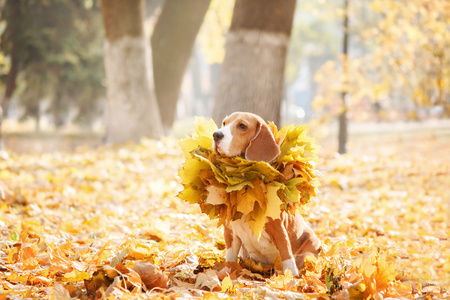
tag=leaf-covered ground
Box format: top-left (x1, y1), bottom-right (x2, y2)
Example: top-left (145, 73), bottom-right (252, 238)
top-left (0, 133), bottom-right (449, 299)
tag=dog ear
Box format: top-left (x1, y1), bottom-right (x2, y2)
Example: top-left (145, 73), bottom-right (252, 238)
top-left (245, 122), bottom-right (280, 163)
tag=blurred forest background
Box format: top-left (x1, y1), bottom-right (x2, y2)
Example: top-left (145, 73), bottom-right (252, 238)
top-left (0, 0), bottom-right (449, 153)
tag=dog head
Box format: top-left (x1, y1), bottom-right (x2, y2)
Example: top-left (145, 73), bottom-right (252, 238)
top-left (212, 112), bottom-right (280, 163)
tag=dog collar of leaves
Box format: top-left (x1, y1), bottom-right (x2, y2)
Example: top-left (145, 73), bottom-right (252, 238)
top-left (178, 118), bottom-right (320, 238)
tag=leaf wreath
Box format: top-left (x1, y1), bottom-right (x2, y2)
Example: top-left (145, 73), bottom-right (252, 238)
top-left (178, 117), bottom-right (320, 238)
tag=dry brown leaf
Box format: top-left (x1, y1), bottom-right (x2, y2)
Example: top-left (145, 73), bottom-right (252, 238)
top-left (195, 269), bottom-right (221, 291)
top-left (50, 283), bottom-right (71, 300)
top-left (133, 262), bottom-right (169, 291)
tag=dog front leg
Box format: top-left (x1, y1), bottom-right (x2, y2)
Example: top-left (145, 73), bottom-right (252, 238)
top-left (224, 225), bottom-right (241, 262)
top-left (265, 218), bottom-right (299, 276)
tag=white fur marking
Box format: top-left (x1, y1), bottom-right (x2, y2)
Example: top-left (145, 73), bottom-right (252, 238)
top-left (229, 218), bottom-right (278, 264)
top-left (226, 248), bottom-right (239, 262)
top-left (216, 122), bottom-right (234, 156)
top-left (282, 258), bottom-right (299, 276)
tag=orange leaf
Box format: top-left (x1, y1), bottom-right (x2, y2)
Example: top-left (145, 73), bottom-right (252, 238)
top-left (374, 257), bottom-right (397, 291)
top-left (48, 248), bottom-right (72, 273)
top-left (22, 257), bottom-right (39, 270)
top-left (20, 243), bottom-right (39, 261)
top-left (268, 269), bottom-right (295, 290)
top-left (359, 253), bottom-right (377, 279)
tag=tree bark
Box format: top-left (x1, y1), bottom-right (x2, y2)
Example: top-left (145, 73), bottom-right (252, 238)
top-left (2, 51), bottom-right (19, 119)
top-left (0, 107), bottom-right (3, 151)
top-left (212, 0), bottom-right (296, 126)
top-left (101, 0), bottom-right (162, 143)
top-left (151, 0), bottom-right (211, 134)
top-left (0, 0), bottom-right (22, 150)
top-left (1, 0), bottom-right (21, 118)
top-left (338, 0), bottom-right (349, 154)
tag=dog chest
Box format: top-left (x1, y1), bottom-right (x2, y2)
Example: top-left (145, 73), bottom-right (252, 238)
top-left (230, 218), bottom-right (278, 264)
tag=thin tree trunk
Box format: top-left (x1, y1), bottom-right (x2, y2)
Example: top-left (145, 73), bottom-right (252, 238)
top-left (0, 0), bottom-right (22, 150)
top-left (437, 52), bottom-right (449, 116)
top-left (212, 0), bottom-right (296, 126)
top-left (151, 0), bottom-right (211, 134)
top-left (53, 91), bottom-right (65, 129)
top-left (1, 0), bottom-right (21, 118)
top-left (101, 0), bottom-right (162, 143)
top-left (338, 0), bottom-right (349, 154)
top-left (0, 108), bottom-right (3, 151)
top-left (2, 52), bottom-right (19, 119)
top-left (0, 42), bottom-right (19, 150)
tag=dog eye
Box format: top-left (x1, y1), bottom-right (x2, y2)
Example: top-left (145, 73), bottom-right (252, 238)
top-left (238, 123), bottom-right (247, 130)
top-left (222, 121), bottom-right (226, 126)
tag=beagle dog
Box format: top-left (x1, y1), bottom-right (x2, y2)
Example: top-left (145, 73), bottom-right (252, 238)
top-left (213, 112), bottom-right (320, 276)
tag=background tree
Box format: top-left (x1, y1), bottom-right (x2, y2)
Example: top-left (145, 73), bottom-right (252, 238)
top-left (366, 0), bottom-right (449, 116)
top-left (1, 0), bottom-right (213, 146)
top-left (0, 0), bottom-right (21, 118)
top-left (0, 0), bottom-right (104, 133)
top-left (151, 0), bottom-right (211, 134)
top-left (101, 0), bottom-right (162, 143)
top-left (212, 0), bottom-right (296, 126)
top-left (339, 0), bottom-right (349, 154)
top-left (0, 0), bottom-right (22, 149)
top-left (312, 0), bottom-right (449, 152)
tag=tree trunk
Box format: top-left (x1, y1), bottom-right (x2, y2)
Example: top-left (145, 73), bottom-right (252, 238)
top-left (338, 0), bottom-right (349, 154)
top-left (101, 0), bottom-right (162, 143)
top-left (2, 52), bottom-right (19, 119)
top-left (53, 91), bottom-right (66, 129)
top-left (212, 0), bottom-right (296, 126)
top-left (151, 0), bottom-right (211, 134)
top-left (0, 0), bottom-right (22, 150)
top-left (1, 0), bottom-right (21, 119)
top-left (0, 108), bottom-right (3, 151)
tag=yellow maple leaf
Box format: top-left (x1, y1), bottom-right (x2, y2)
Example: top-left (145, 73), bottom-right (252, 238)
top-left (178, 156), bottom-right (208, 190)
top-left (347, 280), bottom-right (368, 300)
top-left (374, 257), bottom-right (397, 291)
top-left (178, 186), bottom-right (203, 205)
top-left (6, 273), bottom-right (28, 283)
top-left (359, 252), bottom-right (377, 279)
top-left (246, 204), bottom-right (267, 239)
top-left (179, 117), bottom-right (217, 155)
top-left (21, 219), bottom-right (43, 235)
top-left (195, 117), bottom-right (218, 140)
top-left (265, 184), bottom-right (282, 220)
top-left (4, 245), bottom-right (18, 262)
top-left (225, 180), bottom-right (254, 193)
top-left (221, 275), bottom-right (233, 292)
top-left (178, 138), bottom-right (202, 156)
top-left (62, 269), bottom-right (91, 282)
top-left (236, 187), bottom-right (257, 215)
top-left (268, 269), bottom-right (295, 290)
top-left (125, 240), bottom-right (158, 260)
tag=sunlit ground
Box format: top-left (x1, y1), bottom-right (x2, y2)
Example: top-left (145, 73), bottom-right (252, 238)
top-left (0, 120), bottom-right (449, 298)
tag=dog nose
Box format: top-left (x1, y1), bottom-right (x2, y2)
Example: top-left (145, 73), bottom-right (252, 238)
top-left (213, 131), bottom-right (224, 142)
